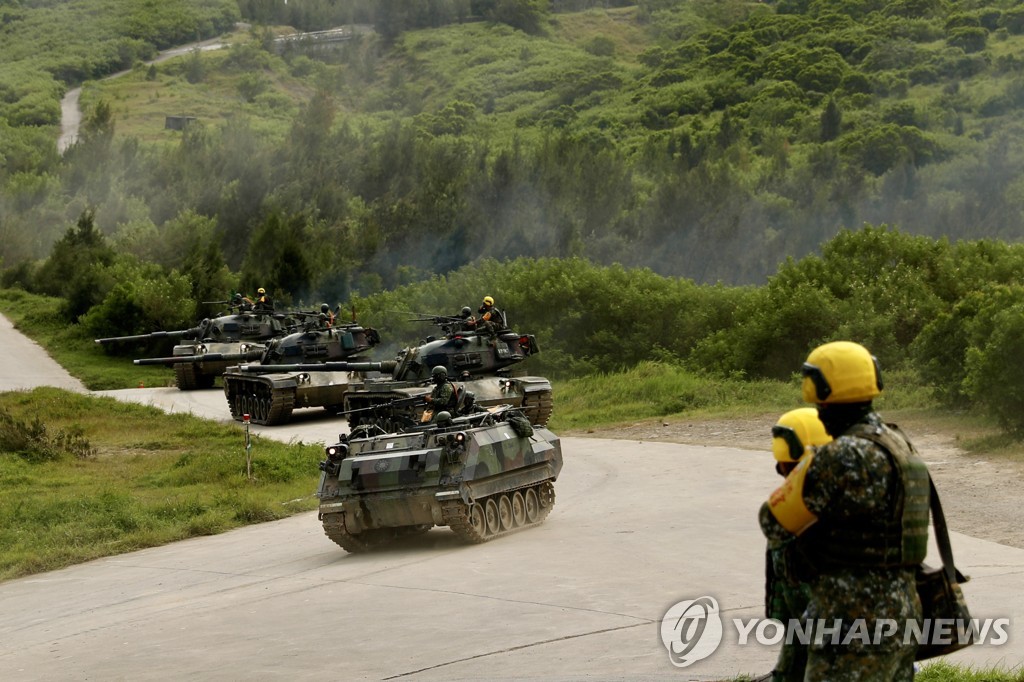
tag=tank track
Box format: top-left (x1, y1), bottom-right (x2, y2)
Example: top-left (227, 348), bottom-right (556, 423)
top-left (442, 481), bottom-right (555, 544)
top-left (321, 513), bottom-right (432, 553)
top-left (523, 390), bottom-right (554, 426)
top-left (174, 363), bottom-right (215, 391)
top-left (225, 376), bottom-right (295, 425)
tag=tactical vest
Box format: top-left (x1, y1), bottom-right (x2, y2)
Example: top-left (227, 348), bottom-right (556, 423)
top-left (807, 422), bottom-right (930, 569)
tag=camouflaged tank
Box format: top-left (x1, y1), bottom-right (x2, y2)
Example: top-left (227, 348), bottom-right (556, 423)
top-left (235, 324), bottom-right (552, 428)
top-left (220, 319), bottom-right (380, 425)
top-left (344, 325), bottom-right (553, 428)
top-left (107, 310), bottom-right (292, 390)
top-left (316, 406), bottom-right (562, 552)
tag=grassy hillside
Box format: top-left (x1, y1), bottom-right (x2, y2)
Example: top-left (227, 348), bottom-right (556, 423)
top-left (4, 1), bottom-right (1024, 296)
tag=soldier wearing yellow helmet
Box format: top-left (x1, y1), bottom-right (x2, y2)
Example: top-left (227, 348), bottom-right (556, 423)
top-left (253, 287), bottom-right (274, 313)
top-left (764, 408), bottom-right (831, 682)
top-left (474, 295), bottom-right (506, 337)
top-left (759, 341), bottom-right (930, 679)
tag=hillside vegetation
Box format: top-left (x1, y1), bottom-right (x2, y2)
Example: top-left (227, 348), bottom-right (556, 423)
top-left (6, 1), bottom-right (1024, 291)
top-left (3, 2), bottom-right (1024, 436)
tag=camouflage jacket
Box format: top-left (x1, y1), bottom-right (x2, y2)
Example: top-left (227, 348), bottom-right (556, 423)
top-left (759, 412), bottom-right (922, 655)
top-left (429, 381), bottom-right (458, 411)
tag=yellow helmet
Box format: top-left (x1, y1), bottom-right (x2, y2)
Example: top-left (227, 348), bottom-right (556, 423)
top-left (801, 341), bottom-right (883, 404)
top-left (258, 287), bottom-right (266, 295)
top-left (482, 295), bottom-right (494, 307)
top-left (772, 407), bottom-right (832, 462)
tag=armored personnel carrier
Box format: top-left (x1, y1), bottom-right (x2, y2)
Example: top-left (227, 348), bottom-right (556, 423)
top-left (102, 311), bottom-right (291, 390)
top-left (219, 319), bottom-right (380, 425)
top-left (237, 322), bottom-right (552, 427)
top-left (316, 407), bottom-right (562, 552)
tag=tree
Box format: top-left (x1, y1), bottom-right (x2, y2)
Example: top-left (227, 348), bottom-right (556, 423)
top-left (820, 97), bottom-right (841, 141)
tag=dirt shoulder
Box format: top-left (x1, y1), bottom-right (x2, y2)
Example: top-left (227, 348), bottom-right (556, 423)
top-left (568, 414), bottom-right (1024, 551)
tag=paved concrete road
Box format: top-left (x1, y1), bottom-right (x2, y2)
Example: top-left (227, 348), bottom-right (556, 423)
top-left (0, 317), bottom-right (1021, 680)
top-left (0, 313), bottom-right (85, 392)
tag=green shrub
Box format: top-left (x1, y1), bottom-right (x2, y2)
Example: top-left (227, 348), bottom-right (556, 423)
top-left (0, 406), bottom-right (94, 463)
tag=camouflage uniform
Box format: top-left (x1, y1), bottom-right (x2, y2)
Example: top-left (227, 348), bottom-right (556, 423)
top-left (765, 544), bottom-right (811, 681)
top-left (253, 293), bottom-right (274, 313)
top-left (759, 412), bottom-right (925, 682)
top-left (429, 381), bottom-right (458, 415)
top-left (476, 305), bottom-right (506, 336)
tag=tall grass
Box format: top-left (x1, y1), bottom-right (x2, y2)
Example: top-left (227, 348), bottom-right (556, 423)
top-left (549, 363), bottom-right (941, 432)
top-left (549, 360), bottom-right (800, 431)
top-left (0, 387), bottom-right (321, 581)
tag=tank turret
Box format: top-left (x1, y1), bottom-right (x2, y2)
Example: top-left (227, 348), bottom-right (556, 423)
top-left (315, 406), bottom-right (562, 552)
top-left (342, 323), bottom-right (552, 428)
top-left (220, 322), bottom-right (381, 425)
top-left (111, 311), bottom-right (292, 390)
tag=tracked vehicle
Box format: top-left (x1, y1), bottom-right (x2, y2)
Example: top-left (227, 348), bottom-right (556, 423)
top-left (220, 320), bottom-right (380, 425)
top-left (110, 311), bottom-right (290, 390)
top-left (316, 407), bottom-right (562, 552)
top-left (237, 325), bottom-right (552, 427)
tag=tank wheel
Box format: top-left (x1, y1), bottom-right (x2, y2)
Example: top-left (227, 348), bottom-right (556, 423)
top-left (511, 491), bottom-right (526, 527)
top-left (484, 499), bottom-right (501, 536)
top-left (321, 513), bottom-right (374, 553)
top-left (227, 378), bottom-right (295, 425)
top-left (497, 494), bottom-right (514, 531)
top-left (469, 503), bottom-right (487, 539)
top-left (321, 514), bottom-right (427, 553)
top-left (175, 363), bottom-right (199, 391)
top-left (524, 488), bottom-right (540, 524)
top-left (523, 390), bottom-right (554, 426)
top-left (536, 481), bottom-right (556, 523)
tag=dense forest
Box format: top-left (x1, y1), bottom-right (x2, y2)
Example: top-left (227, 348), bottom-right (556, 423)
top-left (4, 1), bottom-right (1024, 431)
top-left (6, 0), bottom-right (1024, 292)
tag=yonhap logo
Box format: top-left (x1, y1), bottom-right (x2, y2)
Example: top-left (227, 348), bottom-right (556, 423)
top-left (660, 596), bottom-right (724, 667)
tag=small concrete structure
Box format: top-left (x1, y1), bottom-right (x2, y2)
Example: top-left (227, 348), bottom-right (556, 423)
top-left (164, 115), bottom-right (197, 131)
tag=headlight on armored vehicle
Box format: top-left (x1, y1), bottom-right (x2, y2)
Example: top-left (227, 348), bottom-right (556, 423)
top-left (325, 444), bottom-right (348, 461)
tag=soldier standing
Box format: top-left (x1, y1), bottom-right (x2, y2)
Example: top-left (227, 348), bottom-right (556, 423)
top-left (764, 408), bottom-right (831, 682)
top-left (759, 341), bottom-right (929, 681)
top-left (319, 303), bottom-right (334, 328)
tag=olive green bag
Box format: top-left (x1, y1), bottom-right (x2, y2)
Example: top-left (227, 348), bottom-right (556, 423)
top-left (915, 476), bottom-right (975, 661)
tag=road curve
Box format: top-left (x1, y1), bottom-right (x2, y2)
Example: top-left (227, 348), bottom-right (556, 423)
top-left (0, 316), bottom-right (1021, 680)
top-left (57, 36), bottom-right (229, 154)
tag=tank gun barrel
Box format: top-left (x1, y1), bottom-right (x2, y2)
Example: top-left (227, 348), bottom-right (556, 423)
top-left (133, 349), bottom-right (264, 366)
top-left (95, 327), bottom-right (201, 344)
top-left (236, 360), bottom-right (398, 374)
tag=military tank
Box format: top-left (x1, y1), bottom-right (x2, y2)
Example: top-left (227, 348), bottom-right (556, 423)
top-left (315, 406), bottom-right (562, 552)
top-left (103, 310), bottom-right (291, 390)
top-left (219, 319), bottom-right (380, 425)
top-left (237, 323), bottom-right (552, 427)
top-left (134, 314), bottom-right (289, 390)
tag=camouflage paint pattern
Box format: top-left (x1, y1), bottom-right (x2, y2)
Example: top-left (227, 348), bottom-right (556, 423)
top-left (760, 412), bottom-right (922, 681)
top-left (319, 417), bottom-right (561, 532)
